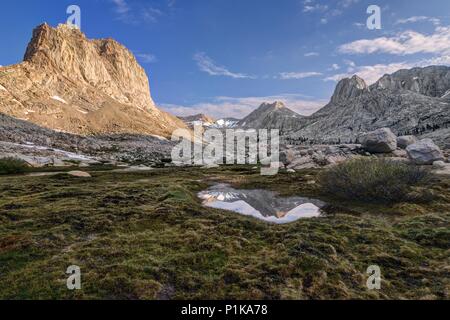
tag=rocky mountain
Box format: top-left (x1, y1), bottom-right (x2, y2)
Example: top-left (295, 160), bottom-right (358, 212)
top-left (0, 23), bottom-right (188, 137)
top-left (179, 114), bottom-right (240, 129)
top-left (179, 114), bottom-right (216, 128)
top-left (238, 101), bottom-right (303, 132)
top-left (288, 67), bottom-right (450, 147)
top-left (212, 118), bottom-right (240, 129)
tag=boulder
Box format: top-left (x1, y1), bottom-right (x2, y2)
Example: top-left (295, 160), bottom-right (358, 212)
top-left (279, 149), bottom-right (295, 165)
top-left (406, 139), bottom-right (445, 165)
top-left (287, 156), bottom-right (314, 169)
top-left (433, 161), bottom-right (446, 168)
top-left (201, 164), bottom-right (220, 169)
top-left (325, 155), bottom-right (350, 166)
top-left (397, 135), bottom-right (418, 149)
top-left (67, 171), bottom-right (91, 178)
top-left (391, 149), bottom-right (408, 158)
top-left (361, 128), bottom-right (397, 153)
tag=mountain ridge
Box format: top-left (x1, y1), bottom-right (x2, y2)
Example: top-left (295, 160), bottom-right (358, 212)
top-left (287, 66), bottom-right (450, 146)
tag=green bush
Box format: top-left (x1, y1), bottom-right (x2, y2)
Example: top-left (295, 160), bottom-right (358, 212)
top-left (318, 158), bottom-right (432, 204)
top-left (0, 157), bottom-right (29, 175)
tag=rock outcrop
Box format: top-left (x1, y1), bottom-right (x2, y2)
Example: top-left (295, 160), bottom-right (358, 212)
top-left (406, 139), bottom-right (445, 165)
top-left (361, 128), bottom-right (397, 153)
top-left (330, 75), bottom-right (369, 104)
top-left (397, 135), bottom-right (418, 149)
top-left (0, 23), bottom-right (188, 137)
top-left (287, 66), bottom-right (450, 147)
top-left (179, 114), bottom-right (216, 128)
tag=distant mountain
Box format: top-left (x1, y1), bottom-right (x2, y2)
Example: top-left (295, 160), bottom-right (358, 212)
top-left (0, 23), bottom-right (188, 137)
top-left (179, 114), bottom-right (216, 128)
top-left (178, 114), bottom-right (240, 129)
top-left (212, 118), bottom-right (240, 129)
top-left (238, 101), bottom-right (303, 132)
top-left (288, 66), bottom-right (450, 147)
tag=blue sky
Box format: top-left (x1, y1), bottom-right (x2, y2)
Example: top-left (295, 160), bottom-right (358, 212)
top-left (1, 0), bottom-right (450, 118)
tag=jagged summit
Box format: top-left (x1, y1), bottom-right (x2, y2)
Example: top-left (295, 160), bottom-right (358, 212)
top-left (23, 23), bottom-right (156, 111)
top-left (371, 65), bottom-right (450, 98)
top-left (330, 75), bottom-right (368, 104)
top-left (289, 66), bottom-right (450, 146)
top-left (0, 23), bottom-right (187, 137)
top-left (238, 101), bottom-right (302, 132)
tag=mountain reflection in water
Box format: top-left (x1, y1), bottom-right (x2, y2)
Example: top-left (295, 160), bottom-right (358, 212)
top-left (198, 184), bottom-right (326, 224)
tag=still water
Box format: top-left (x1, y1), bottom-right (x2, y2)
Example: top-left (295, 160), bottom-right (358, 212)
top-left (198, 184), bottom-right (326, 224)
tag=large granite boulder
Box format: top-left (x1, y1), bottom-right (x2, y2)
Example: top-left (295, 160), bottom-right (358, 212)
top-left (406, 139), bottom-right (445, 165)
top-left (361, 128), bottom-right (397, 153)
top-left (397, 135), bottom-right (418, 149)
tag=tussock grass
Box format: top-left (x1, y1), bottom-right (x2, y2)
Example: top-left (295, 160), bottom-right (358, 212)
top-left (0, 165), bottom-right (448, 299)
top-left (319, 158), bottom-right (432, 204)
top-left (0, 157), bottom-right (28, 175)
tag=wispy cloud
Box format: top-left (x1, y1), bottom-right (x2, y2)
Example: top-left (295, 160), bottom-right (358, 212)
top-left (278, 71), bottom-right (323, 80)
top-left (339, 26), bottom-right (450, 55)
top-left (324, 62), bottom-right (413, 84)
top-left (111, 0), bottom-right (130, 14)
top-left (304, 52), bottom-right (319, 57)
top-left (110, 0), bottom-right (163, 24)
top-left (135, 53), bottom-right (157, 63)
top-left (161, 94), bottom-right (326, 119)
top-left (324, 54), bottom-right (450, 85)
top-left (302, 0), bottom-right (329, 13)
top-left (302, 0), bottom-right (360, 23)
top-left (193, 52), bottom-right (255, 79)
top-left (395, 16), bottom-right (441, 26)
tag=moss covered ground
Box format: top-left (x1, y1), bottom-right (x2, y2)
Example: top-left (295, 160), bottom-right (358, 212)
top-left (0, 165), bottom-right (448, 299)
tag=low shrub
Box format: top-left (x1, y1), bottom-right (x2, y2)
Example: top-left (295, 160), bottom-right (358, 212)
top-left (0, 157), bottom-right (29, 175)
top-left (318, 158), bottom-right (432, 204)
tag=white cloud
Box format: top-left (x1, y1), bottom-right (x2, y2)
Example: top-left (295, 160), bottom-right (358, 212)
top-left (329, 64), bottom-right (340, 71)
top-left (193, 52), bottom-right (255, 79)
top-left (110, 0), bottom-right (163, 24)
top-left (303, 1), bottom-right (328, 13)
top-left (339, 0), bottom-right (359, 8)
top-left (135, 53), bottom-right (157, 63)
top-left (395, 16), bottom-right (441, 26)
top-left (302, 0), bottom-right (359, 22)
top-left (339, 26), bottom-right (450, 56)
top-left (324, 54), bottom-right (450, 85)
top-left (278, 72), bottom-right (323, 80)
top-left (304, 52), bottom-right (319, 57)
top-left (111, 0), bottom-right (130, 14)
top-left (161, 94), bottom-right (327, 119)
top-left (353, 22), bottom-right (365, 28)
top-left (324, 62), bottom-right (413, 84)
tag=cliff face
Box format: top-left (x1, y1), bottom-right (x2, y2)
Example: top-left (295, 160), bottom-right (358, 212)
top-left (0, 23), bottom-right (187, 137)
top-left (330, 75), bottom-right (368, 105)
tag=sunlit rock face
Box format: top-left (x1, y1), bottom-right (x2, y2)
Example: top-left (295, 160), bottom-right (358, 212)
top-left (0, 23), bottom-right (188, 137)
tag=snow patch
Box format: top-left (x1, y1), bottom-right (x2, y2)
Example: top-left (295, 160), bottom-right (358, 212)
top-left (150, 134), bottom-right (168, 141)
top-left (52, 95), bottom-right (67, 104)
top-left (212, 119), bottom-right (239, 128)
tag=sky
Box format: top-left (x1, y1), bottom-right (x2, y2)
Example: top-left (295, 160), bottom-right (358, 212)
top-left (1, 0), bottom-right (450, 119)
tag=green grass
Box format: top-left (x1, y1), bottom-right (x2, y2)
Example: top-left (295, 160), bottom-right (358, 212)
top-left (0, 157), bottom-right (29, 175)
top-left (0, 166), bottom-right (448, 300)
top-left (318, 158), bottom-right (432, 204)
